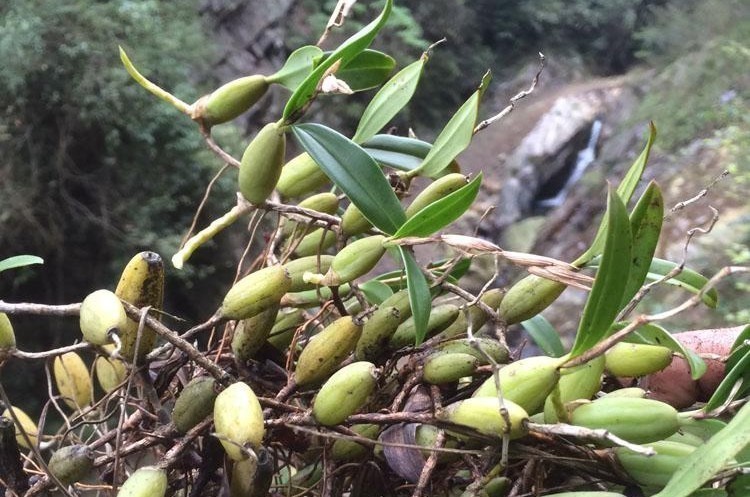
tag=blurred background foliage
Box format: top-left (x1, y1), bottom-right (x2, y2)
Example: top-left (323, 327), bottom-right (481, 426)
top-left (0, 0), bottom-right (244, 321)
top-left (0, 0), bottom-right (748, 411)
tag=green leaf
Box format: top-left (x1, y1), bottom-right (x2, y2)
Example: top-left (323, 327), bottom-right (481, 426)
top-left (703, 326), bottom-right (750, 410)
top-left (361, 135), bottom-right (461, 173)
top-left (574, 122), bottom-right (656, 266)
top-left (364, 148), bottom-right (422, 171)
top-left (374, 257), bottom-right (470, 290)
top-left (292, 123), bottom-right (406, 234)
top-left (729, 474), bottom-right (750, 495)
top-left (620, 322), bottom-right (707, 379)
top-left (735, 432), bottom-right (750, 460)
top-left (727, 325), bottom-right (750, 371)
top-left (335, 49), bottom-right (395, 92)
top-left (442, 257), bottom-right (472, 282)
top-left (680, 418), bottom-right (727, 441)
top-left (587, 255), bottom-right (719, 308)
top-left (282, 0), bottom-right (393, 121)
top-left (352, 55), bottom-right (427, 143)
top-left (0, 255), bottom-right (44, 273)
top-left (393, 174), bottom-right (482, 238)
top-left (415, 71), bottom-right (491, 177)
top-left (620, 181), bottom-right (664, 307)
top-left (654, 400), bottom-right (750, 497)
top-left (703, 347), bottom-right (750, 411)
top-left (267, 45), bottom-right (324, 91)
top-left (358, 279), bottom-right (393, 305)
top-left (522, 315), bottom-right (565, 357)
top-left (646, 258), bottom-right (719, 308)
top-left (361, 134), bottom-right (431, 171)
top-left (616, 122), bottom-right (657, 202)
top-left (399, 247), bottom-right (431, 345)
top-left (570, 188), bottom-right (632, 357)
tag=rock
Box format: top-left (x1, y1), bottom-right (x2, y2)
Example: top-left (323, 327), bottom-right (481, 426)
top-left (199, 0), bottom-right (297, 128)
top-left (492, 85), bottom-right (633, 237)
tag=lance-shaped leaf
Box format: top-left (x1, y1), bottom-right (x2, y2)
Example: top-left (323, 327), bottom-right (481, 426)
top-left (703, 348), bottom-right (750, 412)
top-left (361, 134), bottom-right (431, 171)
top-left (283, 0), bottom-right (393, 121)
top-left (653, 400), bottom-right (750, 497)
top-left (620, 181), bottom-right (664, 307)
top-left (703, 325), bottom-right (750, 411)
top-left (439, 257), bottom-right (472, 282)
top-left (574, 122), bottom-right (656, 267)
top-left (335, 49), bottom-right (395, 92)
top-left (570, 188), bottom-right (632, 357)
top-left (646, 258), bottom-right (719, 308)
top-left (358, 279), bottom-right (394, 305)
top-left (292, 123), bottom-right (406, 234)
top-left (353, 54), bottom-right (428, 143)
top-left (399, 247), bottom-right (431, 345)
top-left (522, 315), bottom-right (565, 358)
top-left (727, 325), bottom-right (750, 371)
top-left (730, 476), bottom-right (750, 495)
top-left (0, 255), bottom-right (44, 273)
top-left (415, 71), bottom-right (491, 178)
top-left (267, 45), bottom-right (324, 91)
top-left (587, 256), bottom-right (719, 308)
top-left (374, 257), bottom-right (471, 289)
top-left (620, 322), bottom-right (706, 379)
top-left (393, 174), bottom-right (482, 238)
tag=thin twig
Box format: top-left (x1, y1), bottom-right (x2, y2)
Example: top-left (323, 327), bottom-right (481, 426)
top-left (180, 163), bottom-right (232, 249)
top-left (527, 422), bottom-right (655, 456)
top-left (412, 427), bottom-right (444, 497)
top-left (121, 302), bottom-right (232, 385)
top-left (0, 382), bottom-right (76, 497)
top-left (263, 200), bottom-right (342, 227)
top-left (0, 302), bottom-right (80, 316)
top-left (113, 305), bottom-right (150, 492)
top-left (12, 342), bottom-right (90, 360)
top-left (198, 125), bottom-right (241, 168)
top-left (665, 170), bottom-right (729, 220)
top-left (412, 388), bottom-right (445, 497)
top-left (474, 53), bottom-right (546, 133)
top-left (157, 417), bottom-right (213, 470)
top-left (269, 424), bottom-right (484, 456)
top-left (317, 0), bottom-right (357, 46)
top-left (441, 282), bottom-right (500, 325)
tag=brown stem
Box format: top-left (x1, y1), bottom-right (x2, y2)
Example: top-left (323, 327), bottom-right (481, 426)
top-left (199, 125), bottom-right (241, 168)
top-left (121, 302), bottom-right (232, 385)
top-left (0, 301), bottom-right (80, 316)
top-left (474, 52), bottom-right (546, 134)
top-left (12, 342), bottom-right (90, 360)
top-left (412, 429), bottom-right (445, 497)
top-left (156, 418), bottom-right (213, 470)
top-left (441, 282), bottom-right (500, 325)
top-left (262, 200), bottom-right (342, 227)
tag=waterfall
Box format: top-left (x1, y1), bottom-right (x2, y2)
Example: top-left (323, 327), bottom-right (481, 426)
top-left (536, 119), bottom-right (602, 209)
